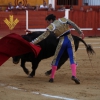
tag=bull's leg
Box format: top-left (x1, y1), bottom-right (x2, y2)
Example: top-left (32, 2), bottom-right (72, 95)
top-left (21, 59), bottom-right (29, 75)
top-left (29, 61), bottom-right (40, 77)
top-left (45, 70), bottom-right (52, 76)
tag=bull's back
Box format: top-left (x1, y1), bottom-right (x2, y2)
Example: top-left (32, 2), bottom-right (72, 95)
top-left (22, 32), bottom-right (59, 59)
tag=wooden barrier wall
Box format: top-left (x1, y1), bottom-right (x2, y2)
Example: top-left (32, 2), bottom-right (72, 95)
top-left (0, 11), bottom-right (26, 37)
top-left (28, 11), bottom-right (65, 29)
top-left (0, 10), bottom-right (65, 37)
top-left (69, 10), bottom-right (100, 36)
top-left (0, 10), bottom-right (100, 37)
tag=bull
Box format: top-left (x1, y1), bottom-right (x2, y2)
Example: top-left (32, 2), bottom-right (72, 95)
top-left (12, 31), bottom-right (95, 78)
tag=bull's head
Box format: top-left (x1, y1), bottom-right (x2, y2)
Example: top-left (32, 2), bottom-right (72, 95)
top-left (12, 56), bottom-right (20, 64)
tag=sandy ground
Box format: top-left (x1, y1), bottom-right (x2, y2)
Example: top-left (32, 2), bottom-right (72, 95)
top-left (0, 37), bottom-right (100, 100)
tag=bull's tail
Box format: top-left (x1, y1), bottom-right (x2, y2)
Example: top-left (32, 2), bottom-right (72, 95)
top-left (86, 44), bottom-right (95, 55)
top-left (79, 38), bottom-right (95, 55)
top-left (78, 38), bottom-right (95, 67)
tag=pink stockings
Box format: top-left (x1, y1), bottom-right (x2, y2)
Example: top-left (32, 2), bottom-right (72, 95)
top-left (50, 66), bottom-right (57, 79)
top-left (71, 64), bottom-right (76, 77)
top-left (50, 64), bottom-right (76, 79)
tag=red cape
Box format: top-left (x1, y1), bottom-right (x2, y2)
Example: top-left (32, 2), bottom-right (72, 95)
top-left (0, 33), bottom-right (41, 66)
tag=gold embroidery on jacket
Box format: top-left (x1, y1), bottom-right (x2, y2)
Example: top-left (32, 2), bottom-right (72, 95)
top-left (47, 18), bottom-right (70, 37)
top-left (33, 30), bottom-right (50, 44)
top-left (52, 36), bottom-right (64, 65)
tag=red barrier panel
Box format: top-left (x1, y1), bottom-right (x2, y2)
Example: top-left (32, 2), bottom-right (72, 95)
top-left (69, 10), bottom-right (100, 36)
top-left (28, 11), bottom-right (65, 29)
top-left (96, 11), bottom-right (100, 36)
top-left (0, 11), bottom-right (26, 37)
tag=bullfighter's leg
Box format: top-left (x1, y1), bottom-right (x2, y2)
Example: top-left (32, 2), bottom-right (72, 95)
top-left (45, 51), bottom-right (68, 76)
top-left (49, 36), bottom-right (80, 84)
top-left (71, 40), bottom-right (78, 66)
top-left (49, 37), bottom-right (66, 82)
top-left (48, 35), bottom-right (77, 77)
top-left (66, 39), bottom-right (80, 84)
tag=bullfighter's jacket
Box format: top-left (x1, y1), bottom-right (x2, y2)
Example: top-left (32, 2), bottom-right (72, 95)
top-left (32, 17), bottom-right (82, 44)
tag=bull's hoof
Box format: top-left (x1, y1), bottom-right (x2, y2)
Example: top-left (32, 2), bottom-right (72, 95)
top-left (45, 71), bottom-right (51, 76)
top-left (49, 78), bottom-right (54, 83)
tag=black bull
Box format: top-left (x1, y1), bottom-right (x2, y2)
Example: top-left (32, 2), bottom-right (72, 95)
top-left (12, 31), bottom-right (95, 77)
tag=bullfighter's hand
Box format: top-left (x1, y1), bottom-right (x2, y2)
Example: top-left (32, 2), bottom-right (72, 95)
top-left (80, 33), bottom-right (84, 39)
top-left (30, 41), bottom-right (34, 44)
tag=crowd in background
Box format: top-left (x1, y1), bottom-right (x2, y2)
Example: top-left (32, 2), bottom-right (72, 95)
top-left (69, 5), bottom-right (100, 12)
top-left (0, 0), bottom-right (100, 12)
top-left (0, 1), bottom-right (65, 12)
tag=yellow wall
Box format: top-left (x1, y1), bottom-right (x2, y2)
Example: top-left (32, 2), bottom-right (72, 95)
top-left (0, 0), bottom-right (48, 6)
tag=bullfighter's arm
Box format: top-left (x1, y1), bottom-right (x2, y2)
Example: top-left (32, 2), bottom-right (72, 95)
top-left (32, 30), bottom-right (50, 44)
top-left (59, 17), bottom-right (84, 39)
top-left (67, 19), bottom-right (82, 34)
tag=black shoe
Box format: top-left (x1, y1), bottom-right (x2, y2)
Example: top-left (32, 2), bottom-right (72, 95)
top-left (49, 78), bottom-right (54, 83)
top-left (71, 76), bottom-right (80, 84)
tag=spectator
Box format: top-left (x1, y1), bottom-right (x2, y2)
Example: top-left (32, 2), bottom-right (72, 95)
top-left (48, 4), bottom-right (54, 11)
top-left (89, 8), bottom-right (93, 11)
top-left (58, 5), bottom-right (65, 11)
top-left (34, 5), bottom-right (40, 11)
top-left (25, 4), bottom-right (35, 10)
top-left (16, 1), bottom-right (25, 10)
top-left (86, 7), bottom-right (93, 12)
top-left (40, 0), bottom-right (48, 8)
top-left (6, 2), bottom-right (14, 11)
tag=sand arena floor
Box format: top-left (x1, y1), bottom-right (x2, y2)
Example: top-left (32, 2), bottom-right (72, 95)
top-left (0, 37), bottom-right (100, 100)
